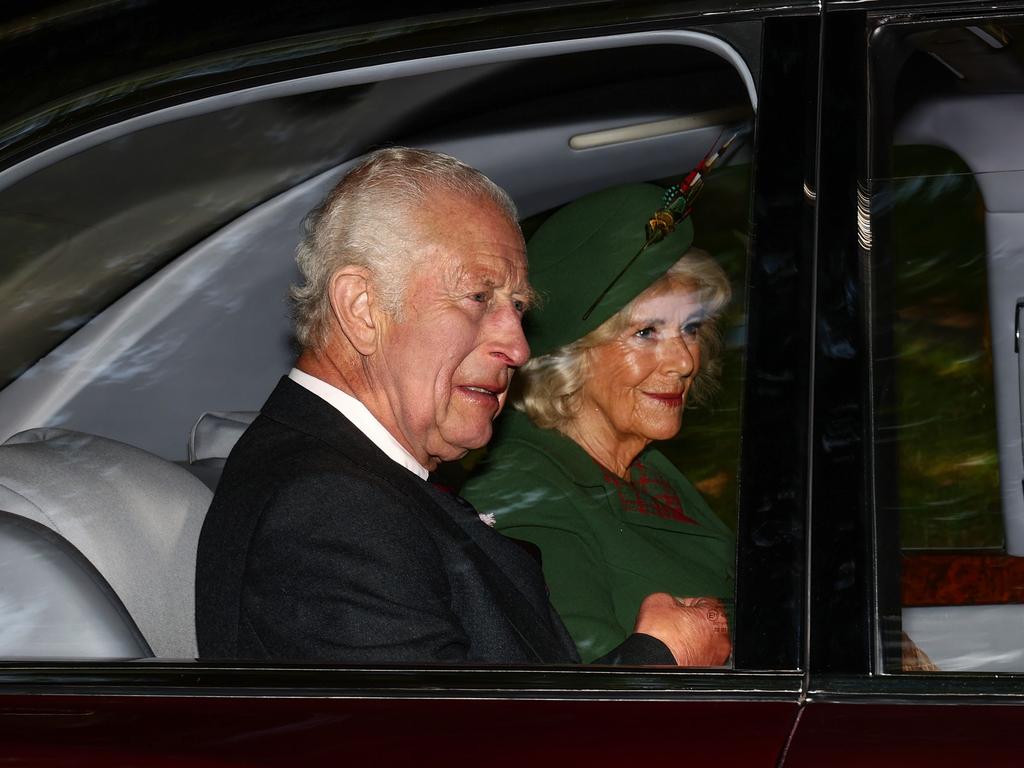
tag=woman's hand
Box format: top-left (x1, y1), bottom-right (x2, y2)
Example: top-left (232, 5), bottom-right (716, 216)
top-left (633, 592), bottom-right (731, 666)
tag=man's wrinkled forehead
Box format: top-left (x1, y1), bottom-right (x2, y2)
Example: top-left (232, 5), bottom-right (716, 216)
top-left (444, 249), bottom-right (535, 300)
top-left (403, 189), bottom-right (530, 290)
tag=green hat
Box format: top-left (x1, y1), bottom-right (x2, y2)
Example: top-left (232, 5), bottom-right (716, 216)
top-left (524, 183), bottom-right (694, 358)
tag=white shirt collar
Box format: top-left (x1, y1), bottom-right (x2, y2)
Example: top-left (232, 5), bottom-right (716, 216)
top-left (288, 368), bottom-right (430, 480)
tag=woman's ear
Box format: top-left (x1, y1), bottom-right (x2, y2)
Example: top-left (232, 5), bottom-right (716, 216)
top-left (328, 268), bottom-right (378, 355)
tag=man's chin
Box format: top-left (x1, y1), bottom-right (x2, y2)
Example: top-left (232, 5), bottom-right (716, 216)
top-left (433, 426), bottom-right (494, 464)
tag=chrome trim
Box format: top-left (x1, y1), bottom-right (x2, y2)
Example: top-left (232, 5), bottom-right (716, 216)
top-left (568, 107), bottom-right (752, 150)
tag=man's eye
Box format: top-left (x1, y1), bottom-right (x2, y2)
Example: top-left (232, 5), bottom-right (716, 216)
top-left (512, 299), bottom-right (526, 314)
top-left (634, 326), bottom-right (656, 339)
top-left (470, 292), bottom-right (488, 303)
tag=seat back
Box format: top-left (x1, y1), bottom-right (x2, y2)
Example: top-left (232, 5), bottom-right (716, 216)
top-left (0, 512), bottom-right (152, 658)
top-left (0, 429), bottom-right (212, 658)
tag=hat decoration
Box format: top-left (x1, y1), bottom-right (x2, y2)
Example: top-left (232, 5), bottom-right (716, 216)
top-left (523, 127), bottom-right (747, 358)
top-left (581, 129), bottom-right (744, 321)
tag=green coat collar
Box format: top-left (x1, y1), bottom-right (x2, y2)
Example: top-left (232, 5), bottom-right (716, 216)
top-left (495, 410), bottom-right (610, 488)
top-left (494, 410), bottom-right (686, 495)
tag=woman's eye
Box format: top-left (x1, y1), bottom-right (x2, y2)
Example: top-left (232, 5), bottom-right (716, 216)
top-left (634, 326), bottom-right (656, 339)
top-left (512, 299), bottom-right (526, 314)
top-left (470, 292), bottom-right (488, 303)
top-left (683, 321), bottom-right (703, 337)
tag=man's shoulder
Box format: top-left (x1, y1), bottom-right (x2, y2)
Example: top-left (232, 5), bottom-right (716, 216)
top-left (225, 409), bottom-right (332, 471)
top-left (214, 410), bottom-right (421, 520)
top-left (195, 409), bottom-right (445, 624)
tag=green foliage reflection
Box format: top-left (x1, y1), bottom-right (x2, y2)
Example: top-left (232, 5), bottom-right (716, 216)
top-left (882, 146), bottom-right (1002, 549)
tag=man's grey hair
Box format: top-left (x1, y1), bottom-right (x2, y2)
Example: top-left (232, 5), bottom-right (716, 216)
top-left (290, 146), bottom-right (520, 350)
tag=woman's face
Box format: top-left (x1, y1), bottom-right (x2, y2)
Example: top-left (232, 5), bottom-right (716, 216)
top-left (578, 283), bottom-right (704, 452)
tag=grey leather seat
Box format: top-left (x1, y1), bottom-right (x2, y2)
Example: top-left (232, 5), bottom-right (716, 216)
top-left (184, 410), bottom-right (256, 491)
top-left (0, 512), bottom-right (151, 658)
top-left (0, 428), bottom-right (212, 658)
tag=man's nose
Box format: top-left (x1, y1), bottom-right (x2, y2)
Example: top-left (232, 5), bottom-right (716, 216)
top-left (490, 305), bottom-right (531, 367)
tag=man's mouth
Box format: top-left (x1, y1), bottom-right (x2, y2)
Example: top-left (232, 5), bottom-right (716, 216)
top-left (463, 385), bottom-right (499, 396)
top-left (458, 384), bottom-right (504, 407)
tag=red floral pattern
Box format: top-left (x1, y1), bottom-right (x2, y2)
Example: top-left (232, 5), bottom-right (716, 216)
top-left (600, 458), bottom-right (697, 525)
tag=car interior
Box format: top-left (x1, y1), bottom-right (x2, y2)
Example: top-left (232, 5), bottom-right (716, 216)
top-left (0, 32), bottom-right (755, 660)
top-left (873, 20), bottom-right (1024, 672)
top-left (7, 15), bottom-right (1024, 677)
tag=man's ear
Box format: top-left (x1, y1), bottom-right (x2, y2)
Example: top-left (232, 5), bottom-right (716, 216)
top-left (328, 268), bottom-right (379, 355)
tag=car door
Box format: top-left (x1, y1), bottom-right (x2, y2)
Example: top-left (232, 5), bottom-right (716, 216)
top-left (783, 4), bottom-right (1024, 765)
top-left (0, 2), bottom-right (816, 764)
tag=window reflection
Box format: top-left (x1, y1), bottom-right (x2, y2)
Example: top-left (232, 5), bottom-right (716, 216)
top-left (872, 16), bottom-right (1024, 673)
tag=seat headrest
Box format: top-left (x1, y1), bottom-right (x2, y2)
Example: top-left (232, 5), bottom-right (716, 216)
top-left (188, 411), bottom-right (257, 463)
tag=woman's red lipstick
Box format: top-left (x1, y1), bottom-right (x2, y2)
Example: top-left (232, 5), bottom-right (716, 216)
top-left (644, 391), bottom-right (684, 407)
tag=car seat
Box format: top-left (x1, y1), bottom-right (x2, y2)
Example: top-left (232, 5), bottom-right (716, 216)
top-left (184, 410), bottom-right (256, 491)
top-left (0, 428), bottom-right (212, 658)
top-left (0, 511), bottom-right (151, 658)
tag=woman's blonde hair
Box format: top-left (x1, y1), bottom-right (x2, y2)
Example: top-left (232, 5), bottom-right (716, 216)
top-left (513, 248), bottom-right (732, 432)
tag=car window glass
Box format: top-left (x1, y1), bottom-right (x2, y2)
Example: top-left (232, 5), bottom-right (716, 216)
top-left (0, 42), bottom-right (752, 460)
top-left (871, 16), bottom-right (1024, 673)
top-left (0, 35), bottom-right (763, 669)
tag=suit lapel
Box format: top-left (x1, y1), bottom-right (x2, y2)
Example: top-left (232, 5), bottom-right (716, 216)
top-left (260, 377), bottom-right (576, 662)
top-left (420, 483), bottom-right (577, 662)
top-left (261, 378), bottom-right (398, 469)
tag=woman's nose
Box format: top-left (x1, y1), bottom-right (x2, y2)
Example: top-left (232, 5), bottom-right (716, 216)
top-left (662, 335), bottom-right (697, 377)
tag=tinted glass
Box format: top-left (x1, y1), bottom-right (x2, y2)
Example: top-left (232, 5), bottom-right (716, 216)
top-left (871, 16), bottom-right (1024, 673)
top-left (0, 36), bottom-right (762, 669)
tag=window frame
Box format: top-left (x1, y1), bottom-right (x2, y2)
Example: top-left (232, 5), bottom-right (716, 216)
top-left (0, 3), bottom-right (813, 706)
top-left (812, 1), bottom-right (1024, 696)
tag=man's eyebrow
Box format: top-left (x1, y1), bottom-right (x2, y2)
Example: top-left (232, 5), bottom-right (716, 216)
top-left (457, 271), bottom-right (538, 307)
top-left (514, 283), bottom-right (539, 309)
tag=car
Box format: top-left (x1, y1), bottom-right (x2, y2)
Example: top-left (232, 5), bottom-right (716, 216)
top-left (2, 0), bottom-right (1024, 764)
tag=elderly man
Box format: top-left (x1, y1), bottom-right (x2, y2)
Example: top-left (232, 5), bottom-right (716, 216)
top-left (195, 147), bottom-right (729, 665)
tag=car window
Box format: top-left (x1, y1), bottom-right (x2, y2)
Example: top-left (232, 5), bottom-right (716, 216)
top-left (870, 15), bottom-right (1024, 672)
top-left (0, 39), bottom-right (753, 461)
top-left (0, 24), bottom-right (789, 673)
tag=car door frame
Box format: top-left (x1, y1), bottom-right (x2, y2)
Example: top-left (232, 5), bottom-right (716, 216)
top-left (785, 3), bottom-right (1024, 765)
top-left (0, 2), bottom-right (820, 764)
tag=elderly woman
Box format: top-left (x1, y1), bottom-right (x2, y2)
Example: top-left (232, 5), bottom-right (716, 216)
top-left (462, 183), bottom-right (735, 664)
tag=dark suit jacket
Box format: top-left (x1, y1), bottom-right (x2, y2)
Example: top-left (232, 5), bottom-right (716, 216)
top-left (195, 377), bottom-right (672, 664)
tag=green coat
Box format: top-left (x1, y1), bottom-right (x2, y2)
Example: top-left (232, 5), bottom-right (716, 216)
top-left (462, 411), bottom-right (735, 662)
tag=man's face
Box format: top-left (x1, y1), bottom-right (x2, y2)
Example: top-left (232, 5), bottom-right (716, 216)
top-left (374, 193), bottom-right (531, 470)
